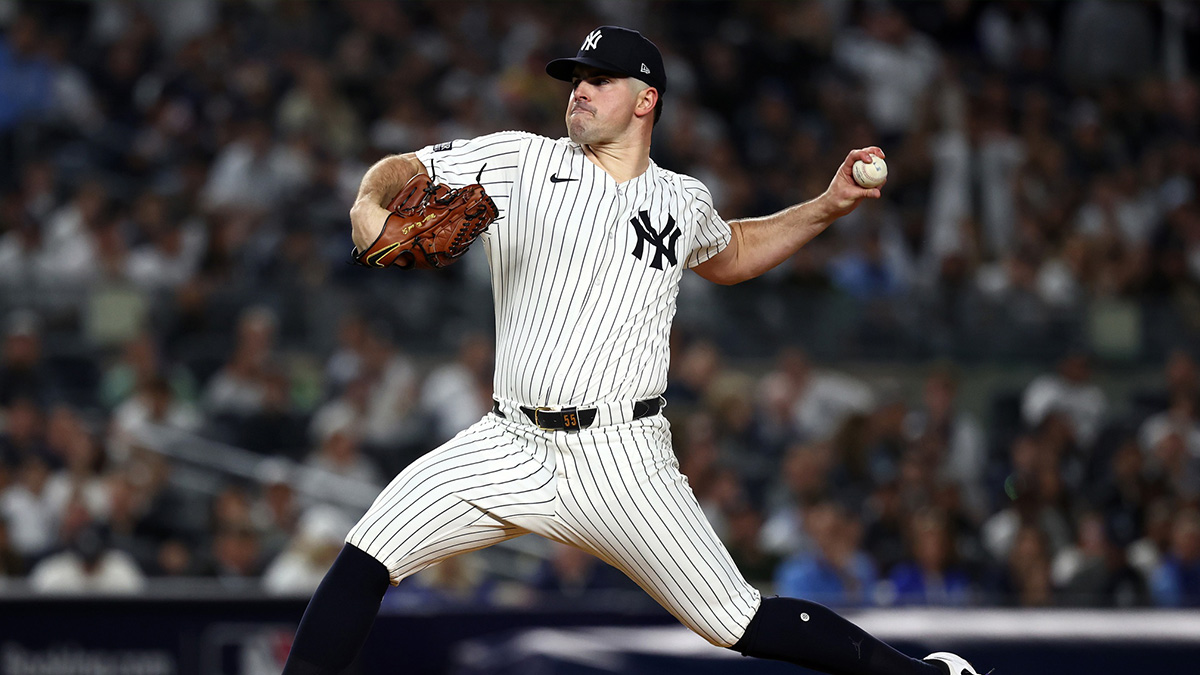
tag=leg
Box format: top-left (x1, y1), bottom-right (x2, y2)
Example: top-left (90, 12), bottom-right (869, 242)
top-left (284, 416), bottom-right (553, 675)
top-left (550, 419), bottom-right (941, 675)
top-left (282, 543), bottom-right (390, 675)
top-left (732, 597), bottom-right (942, 675)
top-left (549, 419), bottom-right (759, 647)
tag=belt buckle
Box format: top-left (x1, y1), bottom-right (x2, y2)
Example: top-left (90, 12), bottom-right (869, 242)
top-left (535, 406), bottom-right (582, 432)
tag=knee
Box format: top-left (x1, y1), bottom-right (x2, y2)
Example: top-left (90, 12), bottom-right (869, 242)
top-left (726, 596), bottom-right (765, 652)
top-left (332, 543), bottom-right (394, 593)
top-left (699, 596), bottom-right (761, 649)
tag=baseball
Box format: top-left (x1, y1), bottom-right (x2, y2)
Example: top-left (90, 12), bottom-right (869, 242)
top-left (852, 154), bottom-right (888, 188)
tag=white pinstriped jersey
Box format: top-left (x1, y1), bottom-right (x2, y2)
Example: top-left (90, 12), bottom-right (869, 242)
top-left (349, 130), bottom-right (760, 648)
top-left (414, 131), bottom-right (730, 407)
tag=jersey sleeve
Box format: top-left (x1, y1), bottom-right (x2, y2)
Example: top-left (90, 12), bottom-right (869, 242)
top-left (681, 177), bottom-right (732, 268)
top-left (412, 131), bottom-right (533, 222)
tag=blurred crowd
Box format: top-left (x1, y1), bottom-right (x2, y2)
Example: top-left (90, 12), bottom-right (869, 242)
top-left (1, 0), bottom-right (1200, 608)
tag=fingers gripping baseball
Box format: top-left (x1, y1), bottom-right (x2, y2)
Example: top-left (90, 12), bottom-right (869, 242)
top-left (823, 146), bottom-right (886, 218)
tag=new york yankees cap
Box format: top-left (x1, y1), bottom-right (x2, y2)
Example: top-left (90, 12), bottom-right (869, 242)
top-left (546, 26), bottom-right (667, 95)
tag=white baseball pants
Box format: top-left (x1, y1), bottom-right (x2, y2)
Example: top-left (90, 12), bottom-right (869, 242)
top-left (346, 410), bottom-right (761, 647)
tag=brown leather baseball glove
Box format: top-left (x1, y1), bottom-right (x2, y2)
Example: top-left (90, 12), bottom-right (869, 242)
top-left (352, 173), bottom-right (499, 270)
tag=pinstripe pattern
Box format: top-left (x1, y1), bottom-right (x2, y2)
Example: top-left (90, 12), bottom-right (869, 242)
top-left (414, 132), bottom-right (731, 407)
top-left (355, 131), bottom-right (759, 647)
top-left (346, 413), bottom-right (760, 647)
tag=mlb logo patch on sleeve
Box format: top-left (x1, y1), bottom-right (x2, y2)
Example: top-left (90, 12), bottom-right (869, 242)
top-left (433, 141), bottom-right (453, 152)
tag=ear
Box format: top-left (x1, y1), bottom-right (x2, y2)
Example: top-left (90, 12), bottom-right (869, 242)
top-left (634, 87), bottom-right (658, 120)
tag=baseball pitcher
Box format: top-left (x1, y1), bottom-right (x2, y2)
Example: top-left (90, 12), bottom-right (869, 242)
top-left (283, 26), bottom-right (981, 675)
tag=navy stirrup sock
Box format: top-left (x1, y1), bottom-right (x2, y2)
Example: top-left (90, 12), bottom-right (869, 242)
top-left (731, 598), bottom-right (940, 675)
top-left (282, 544), bottom-right (392, 675)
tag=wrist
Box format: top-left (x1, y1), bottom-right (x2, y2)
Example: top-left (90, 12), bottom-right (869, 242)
top-left (350, 201), bottom-right (389, 250)
top-left (806, 192), bottom-right (839, 228)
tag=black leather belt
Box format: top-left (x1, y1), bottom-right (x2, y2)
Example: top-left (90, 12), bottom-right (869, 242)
top-left (491, 397), bottom-right (663, 432)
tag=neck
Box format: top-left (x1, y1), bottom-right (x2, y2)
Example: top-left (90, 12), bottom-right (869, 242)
top-left (581, 133), bottom-right (651, 183)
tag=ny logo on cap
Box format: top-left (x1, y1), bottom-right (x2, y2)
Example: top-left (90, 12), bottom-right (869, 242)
top-left (582, 29), bottom-right (603, 51)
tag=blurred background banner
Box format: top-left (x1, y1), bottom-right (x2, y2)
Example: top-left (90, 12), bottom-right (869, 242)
top-left (3, 600), bottom-right (1200, 675)
top-left (2, 0), bottom-right (1200, 673)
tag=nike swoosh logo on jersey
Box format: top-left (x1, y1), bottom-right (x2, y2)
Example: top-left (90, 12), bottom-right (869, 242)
top-left (549, 173), bottom-right (578, 183)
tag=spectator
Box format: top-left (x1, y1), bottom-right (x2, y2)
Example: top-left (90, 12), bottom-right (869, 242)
top-left (759, 348), bottom-right (874, 443)
top-left (418, 333), bottom-right (493, 445)
top-left (36, 179), bottom-right (106, 290)
top-left (1053, 511), bottom-right (1147, 607)
top-left (832, 2), bottom-right (940, 139)
top-left (0, 13), bottom-right (54, 135)
top-left (1021, 350), bottom-right (1109, 450)
top-left (996, 524), bottom-right (1056, 607)
top-left (0, 456), bottom-right (57, 561)
top-left (252, 459), bottom-right (300, 561)
top-left (236, 369), bottom-right (308, 458)
top-left (1144, 428), bottom-right (1200, 501)
top-left (1150, 507), bottom-right (1200, 607)
top-left (28, 520), bottom-right (145, 594)
top-left (906, 366), bottom-right (987, 519)
top-left (99, 331), bottom-right (197, 410)
top-left (828, 226), bottom-right (909, 299)
top-left (323, 313), bottom-right (369, 394)
top-left (775, 500), bottom-right (878, 607)
top-left (1095, 440), bottom-right (1167, 549)
top-left (44, 417), bottom-right (109, 522)
top-left (0, 397), bottom-right (48, 470)
top-left (201, 119), bottom-right (307, 215)
top-left (298, 427), bottom-right (383, 506)
top-left (1128, 499), bottom-right (1176, 583)
top-left (309, 376), bottom-right (371, 450)
top-left (110, 376), bottom-right (202, 461)
top-left (202, 306), bottom-right (278, 419)
top-left (352, 323), bottom-right (420, 449)
top-left (862, 480), bottom-right (908, 577)
top-left (723, 502), bottom-right (780, 589)
top-left (202, 522), bottom-right (264, 587)
top-left (1139, 392), bottom-right (1200, 460)
top-left (276, 59), bottom-right (363, 157)
top-left (1133, 350), bottom-right (1200, 420)
top-left (666, 339), bottom-right (723, 408)
top-left (262, 505), bottom-right (352, 595)
top-left (981, 437), bottom-right (1073, 562)
top-left (197, 485), bottom-right (264, 586)
top-left (124, 193), bottom-right (206, 292)
top-left (886, 509), bottom-right (973, 606)
top-left (0, 311), bottom-right (52, 408)
top-left (105, 471), bottom-right (158, 571)
top-left (760, 441), bottom-right (833, 557)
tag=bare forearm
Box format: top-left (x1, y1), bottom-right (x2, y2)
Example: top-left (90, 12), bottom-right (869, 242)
top-left (693, 146), bottom-right (885, 285)
top-left (723, 196), bottom-right (839, 282)
top-left (349, 153), bottom-right (427, 249)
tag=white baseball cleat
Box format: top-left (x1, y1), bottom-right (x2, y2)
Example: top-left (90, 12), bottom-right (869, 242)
top-left (923, 652), bottom-right (982, 675)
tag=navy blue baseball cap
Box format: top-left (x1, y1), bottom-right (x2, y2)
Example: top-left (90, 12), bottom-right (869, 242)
top-left (546, 26), bottom-right (667, 95)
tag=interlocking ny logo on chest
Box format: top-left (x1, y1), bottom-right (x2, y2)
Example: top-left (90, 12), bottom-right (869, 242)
top-left (629, 210), bottom-right (680, 270)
